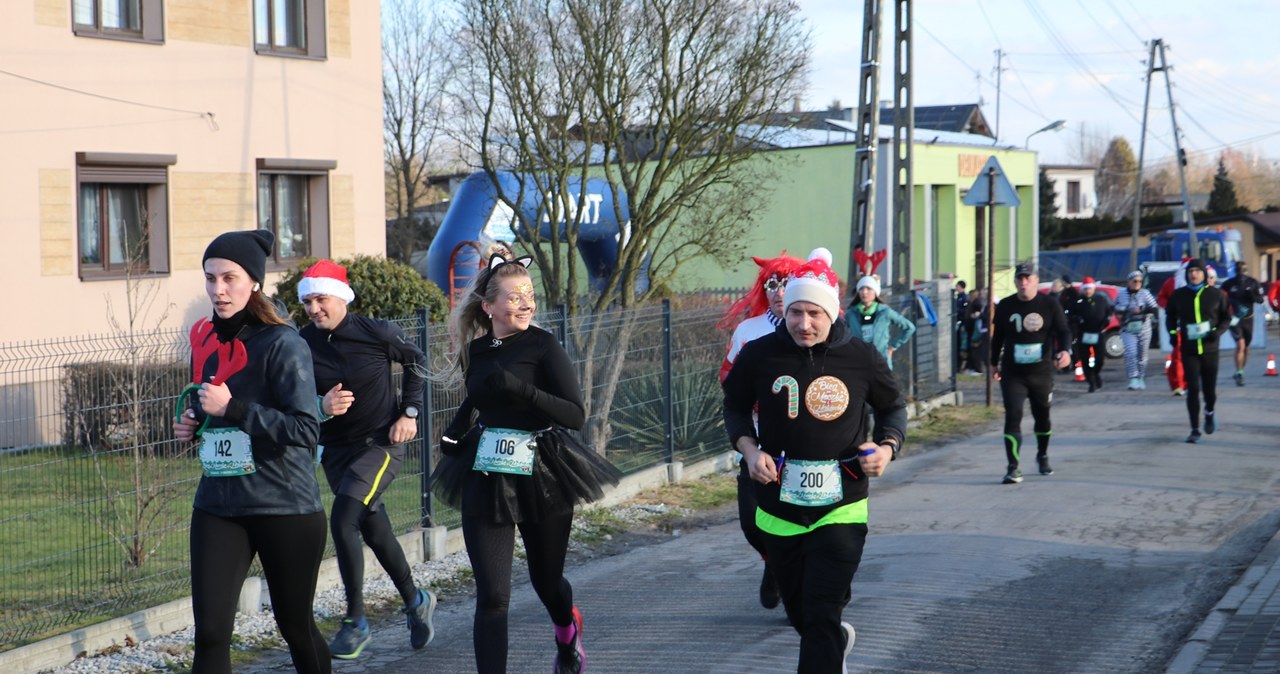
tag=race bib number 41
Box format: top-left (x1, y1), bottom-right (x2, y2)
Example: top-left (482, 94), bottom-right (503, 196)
top-left (473, 427), bottom-right (537, 476)
top-left (199, 428), bottom-right (256, 477)
top-left (779, 459), bottom-right (843, 507)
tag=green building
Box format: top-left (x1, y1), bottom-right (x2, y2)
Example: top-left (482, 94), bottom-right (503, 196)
top-left (675, 115), bottom-right (1039, 299)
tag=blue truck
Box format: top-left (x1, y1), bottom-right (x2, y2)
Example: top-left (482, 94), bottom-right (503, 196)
top-left (1038, 228), bottom-right (1241, 286)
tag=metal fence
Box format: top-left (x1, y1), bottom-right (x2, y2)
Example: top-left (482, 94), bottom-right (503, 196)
top-left (0, 292), bottom-right (953, 650)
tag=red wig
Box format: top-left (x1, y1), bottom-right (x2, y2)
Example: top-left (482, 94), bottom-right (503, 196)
top-left (718, 251), bottom-right (804, 329)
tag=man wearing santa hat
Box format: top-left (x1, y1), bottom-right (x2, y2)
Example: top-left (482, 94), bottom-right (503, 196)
top-left (297, 260), bottom-right (437, 659)
top-left (723, 252), bottom-right (907, 673)
top-left (1069, 276), bottom-right (1114, 392)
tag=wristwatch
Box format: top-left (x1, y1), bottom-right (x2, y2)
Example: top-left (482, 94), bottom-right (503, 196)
top-left (403, 406), bottom-right (419, 419)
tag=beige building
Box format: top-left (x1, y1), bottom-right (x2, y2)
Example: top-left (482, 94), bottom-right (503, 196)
top-left (4, 0), bottom-right (384, 343)
top-left (2, 1), bottom-right (383, 449)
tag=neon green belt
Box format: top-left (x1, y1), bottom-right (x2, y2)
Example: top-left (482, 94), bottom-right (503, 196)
top-left (755, 499), bottom-right (868, 536)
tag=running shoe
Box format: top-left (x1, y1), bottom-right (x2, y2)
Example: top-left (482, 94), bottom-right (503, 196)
top-left (759, 563), bottom-right (780, 609)
top-left (553, 606), bottom-right (586, 674)
top-left (840, 621), bottom-right (857, 674)
top-left (403, 588), bottom-right (437, 649)
top-left (1205, 412), bottom-right (1217, 434)
top-left (330, 617), bottom-right (371, 660)
top-left (1173, 388), bottom-right (1186, 396)
top-left (1234, 372), bottom-right (1245, 387)
top-left (1002, 468), bottom-right (1023, 484)
top-left (1037, 455), bottom-right (1054, 476)
top-left (1127, 378), bottom-right (1139, 390)
top-left (1185, 430), bottom-right (1202, 444)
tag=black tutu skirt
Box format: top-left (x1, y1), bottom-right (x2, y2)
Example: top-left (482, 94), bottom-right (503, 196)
top-left (431, 426), bottom-right (622, 525)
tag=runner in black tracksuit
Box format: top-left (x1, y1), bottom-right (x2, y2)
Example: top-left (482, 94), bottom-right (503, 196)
top-left (1165, 258), bottom-right (1232, 443)
top-left (723, 256), bottom-right (907, 674)
top-left (297, 259), bottom-right (436, 659)
top-left (991, 264), bottom-right (1074, 484)
top-left (1070, 281), bottom-right (1113, 392)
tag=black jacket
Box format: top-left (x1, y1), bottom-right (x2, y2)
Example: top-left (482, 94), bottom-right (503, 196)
top-left (301, 313), bottom-right (426, 449)
top-left (722, 319), bottom-right (907, 527)
top-left (1166, 284), bottom-right (1231, 355)
top-left (192, 321), bottom-right (324, 517)
top-left (991, 292), bottom-right (1073, 373)
top-left (1070, 292), bottom-right (1113, 334)
top-left (1221, 274), bottom-right (1266, 318)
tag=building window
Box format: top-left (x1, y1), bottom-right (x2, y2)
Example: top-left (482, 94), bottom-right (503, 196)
top-left (76, 152), bottom-right (174, 279)
top-left (1066, 180), bottom-right (1082, 214)
top-left (254, 0), bottom-right (326, 59)
top-left (256, 158), bottom-right (335, 268)
top-left (72, 0), bottom-right (164, 43)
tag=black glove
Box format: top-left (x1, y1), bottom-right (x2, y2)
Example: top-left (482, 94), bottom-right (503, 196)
top-left (485, 370), bottom-right (536, 401)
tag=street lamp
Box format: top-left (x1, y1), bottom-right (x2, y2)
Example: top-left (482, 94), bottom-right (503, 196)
top-left (1025, 119), bottom-right (1067, 149)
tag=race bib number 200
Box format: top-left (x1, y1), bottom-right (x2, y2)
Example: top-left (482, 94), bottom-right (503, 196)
top-left (779, 459), bottom-right (843, 507)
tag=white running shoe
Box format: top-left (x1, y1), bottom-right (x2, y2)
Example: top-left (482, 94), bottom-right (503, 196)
top-left (840, 621), bottom-right (856, 673)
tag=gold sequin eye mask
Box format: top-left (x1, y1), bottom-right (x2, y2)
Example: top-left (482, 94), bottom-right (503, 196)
top-left (505, 283), bottom-right (536, 306)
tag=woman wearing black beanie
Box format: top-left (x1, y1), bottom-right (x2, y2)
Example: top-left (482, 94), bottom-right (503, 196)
top-left (174, 229), bottom-right (332, 673)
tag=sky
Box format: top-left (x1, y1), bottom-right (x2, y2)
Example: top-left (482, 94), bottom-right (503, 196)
top-left (794, 0), bottom-right (1280, 168)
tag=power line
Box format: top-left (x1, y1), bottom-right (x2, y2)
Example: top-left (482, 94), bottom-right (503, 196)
top-left (0, 67), bottom-right (218, 130)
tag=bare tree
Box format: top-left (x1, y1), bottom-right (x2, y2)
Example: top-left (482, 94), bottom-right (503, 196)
top-left (448, 0), bottom-right (810, 448)
top-left (82, 217), bottom-right (187, 570)
top-left (384, 0), bottom-right (451, 263)
top-left (1096, 136), bottom-right (1137, 219)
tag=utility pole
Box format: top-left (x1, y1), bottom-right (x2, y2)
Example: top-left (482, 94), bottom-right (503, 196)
top-left (849, 0), bottom-right (883, 287)
top-left (1130, 38), bottom-right (1197, 269)
top-left (890, 0), bottom-right (915, 397)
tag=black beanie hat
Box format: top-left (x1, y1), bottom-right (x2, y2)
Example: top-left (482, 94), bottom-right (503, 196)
top-left (203, 230), bottom-right (275, 283)
top-left (1184, 257), bottom-right (1206, 282)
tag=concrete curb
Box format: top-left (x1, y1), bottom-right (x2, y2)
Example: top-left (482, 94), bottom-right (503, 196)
top-left (1164, 528), bottom-right (1280, 674)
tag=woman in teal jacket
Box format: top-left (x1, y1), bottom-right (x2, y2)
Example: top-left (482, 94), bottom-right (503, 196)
top-left (850, 275), bottom-right (917, 368)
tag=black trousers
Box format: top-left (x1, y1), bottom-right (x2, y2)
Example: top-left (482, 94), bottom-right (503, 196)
top-left (1182, 349), bottom-right (1220, 429)
top-left (764, 522), bottom-right (868, 674)
top-left (737, 461), bottom-right (768, 558)
top-left (189, 508), bottom-right (330, 674)
top-left (1073, 339), bottom-right (1106, 386)
top-left (1000, 369), bottom-right (1054, 467)
top-left (462, 477), bottom-right (576, 674)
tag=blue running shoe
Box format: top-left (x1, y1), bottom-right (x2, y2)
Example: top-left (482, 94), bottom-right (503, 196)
top-left (330, 617), bottom-right (370, 660)
top-left (404, 588), bottom-right (436, 649)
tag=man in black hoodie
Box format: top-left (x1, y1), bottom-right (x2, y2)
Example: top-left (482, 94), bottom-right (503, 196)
top-left (723, 256), bottom-right (907, 674)
top-left (1165, 258), bottom-right (1232, 443)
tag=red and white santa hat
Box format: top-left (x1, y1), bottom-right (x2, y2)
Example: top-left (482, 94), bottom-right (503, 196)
top-left (297, 259), bottom-right (355, 303)
top-left (1081, 276), bottom-right (1097, 290)
top-left (784, 248), bottom-right (841, 321)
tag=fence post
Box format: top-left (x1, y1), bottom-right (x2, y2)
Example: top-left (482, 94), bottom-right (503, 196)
top-left (662, 299), bottom-right (675, 464)
top-left (416, 307), bottom-right (434, 528)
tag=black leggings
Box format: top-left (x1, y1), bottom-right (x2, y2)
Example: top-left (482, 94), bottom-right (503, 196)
top-left (190, 508), bottom-right (330, 674)
top-left (331, 495), bottom-right (418, 619)
top-left (1182, 351), bottom-right (1220, 429)
top-left (462, 479), bottom-right (575, 674)
top-left (1001, 371), bottom-right (1054, 467)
